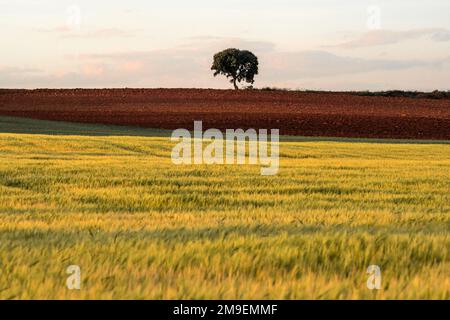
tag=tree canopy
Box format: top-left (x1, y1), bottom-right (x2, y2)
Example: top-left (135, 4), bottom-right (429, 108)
top-left (211, 48), bottom-right (259, 90)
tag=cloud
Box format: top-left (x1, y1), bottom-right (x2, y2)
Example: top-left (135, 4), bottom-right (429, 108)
top-left (77, 41), bottom-right (430, 84)
top-left (1, 38), bottom-right (449, 90)
top-left (275, 66), bottom-right (450, 92)
top-left (0, 66), bottom-right (42, 75)
top-left (431, 30), bottom-right (450, 42)
top-left (119, 61), bottom-right (144, 72)
top-left (35, 27), bottom-right (137, 39)
top-left (332, 29), bottom-right (450, 48)
top-left (182, 37), bottom-right (277, 53)
top-left (81, 64), bottom-right (104, 76)
top-left (0, 66), bottom-right (44, 85)
top-left (262, 50), bottom-right (431, 80)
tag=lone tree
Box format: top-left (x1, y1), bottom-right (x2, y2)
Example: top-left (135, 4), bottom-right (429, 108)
top-left (211, 48), bottom-right (259, 90)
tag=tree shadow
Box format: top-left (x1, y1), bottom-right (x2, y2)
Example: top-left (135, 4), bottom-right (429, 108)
top-left (0, 116), bottom-right (172, 137)
top-left (1, 116), bottom-right (448, 144)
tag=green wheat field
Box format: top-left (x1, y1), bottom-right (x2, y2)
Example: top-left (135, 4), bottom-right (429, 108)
top-left (0, 116), bottom-right (449, 299)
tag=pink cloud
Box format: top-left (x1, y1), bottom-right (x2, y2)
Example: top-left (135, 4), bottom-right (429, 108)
top-left (331, 29), bottom-right (450, 48)
top-left (81, 64), bottom-right (104, 77)
top-left (120, 61), bottom-right (144, 73)
top-left (35, 26), bottom-right (137, 39)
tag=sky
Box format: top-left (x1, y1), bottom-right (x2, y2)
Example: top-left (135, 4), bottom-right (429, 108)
top-left (1, 0), bottom-right (449, 90)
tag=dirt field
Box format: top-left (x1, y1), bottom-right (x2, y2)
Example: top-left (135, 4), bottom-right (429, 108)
top-left (1, 89), bottom-right (449, 139)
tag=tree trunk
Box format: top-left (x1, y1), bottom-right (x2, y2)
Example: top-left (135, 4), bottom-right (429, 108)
top-left (233, 78), bottom-right (238, 90)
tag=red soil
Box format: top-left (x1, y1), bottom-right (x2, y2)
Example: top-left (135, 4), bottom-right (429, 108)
top-left (0, 89), bottom-right (449, 140)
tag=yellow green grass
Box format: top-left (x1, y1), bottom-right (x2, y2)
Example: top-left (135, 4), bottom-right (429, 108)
top-left (0, 117), bottom-right (449, 299)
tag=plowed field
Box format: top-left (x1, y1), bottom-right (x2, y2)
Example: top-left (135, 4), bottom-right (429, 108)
top-left (1, 89), bottom-right (449, 139)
